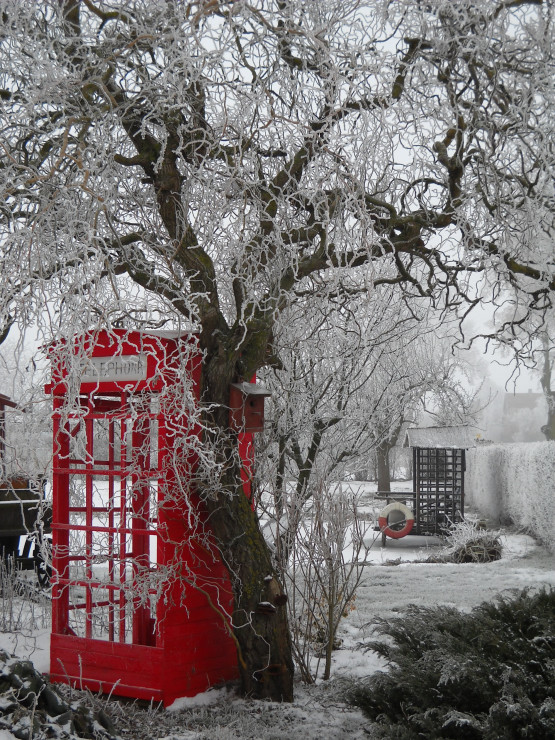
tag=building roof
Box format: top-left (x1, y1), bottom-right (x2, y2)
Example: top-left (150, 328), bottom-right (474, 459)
top-left (502, 392), bottom-right (544, 414)
top-left (404, 426), bottom-right (479, 449)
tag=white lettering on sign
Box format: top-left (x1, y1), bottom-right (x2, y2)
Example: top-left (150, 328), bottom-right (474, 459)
top-left (79, 355), bottom-right (148, 383)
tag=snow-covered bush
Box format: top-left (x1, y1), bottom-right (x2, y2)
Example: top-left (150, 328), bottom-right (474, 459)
top-left (0, 649), bottom-right (118, 739)
top-left (444, 519), bottom-right (502, 564)
top-left (349, 588), bottom-right (555, 739)
top-left (466, 442), bottom-right (555, 552)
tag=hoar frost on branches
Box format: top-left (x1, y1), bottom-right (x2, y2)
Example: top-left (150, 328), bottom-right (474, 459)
top-left (0, 0), bottom-right (554, 701)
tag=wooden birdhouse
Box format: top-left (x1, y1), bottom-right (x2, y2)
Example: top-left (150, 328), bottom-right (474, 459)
top-left (229, 381), bottom-right (271, 433)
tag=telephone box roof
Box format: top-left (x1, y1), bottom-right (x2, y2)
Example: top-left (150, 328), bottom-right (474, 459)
top-left (404, 426), bottom-right (479, 449)
top-left (45, 328), bottom-right (199, 395)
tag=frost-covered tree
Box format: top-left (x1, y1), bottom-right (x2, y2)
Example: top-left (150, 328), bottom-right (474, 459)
top-left (256, 286), bottom-right (438, 559)
top-left (1, 0), bottom-right (554, 700)
top-left (539, 331), bottom-right (555, 439)
top-left (417, 342), bottom-right (487, 425)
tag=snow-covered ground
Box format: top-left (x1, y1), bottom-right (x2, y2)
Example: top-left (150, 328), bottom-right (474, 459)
top-left (1, 483), bottom-right (554, 739)
top-left (158, 525), bottom-right (554, 740)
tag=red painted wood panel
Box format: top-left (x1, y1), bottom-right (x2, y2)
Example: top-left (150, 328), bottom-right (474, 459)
top-left (50, 633), bottom-right (238, 706)
top-left (50, 634), bottom-right (165, 698)
top-left (48, 331), bottom-right (239, 706)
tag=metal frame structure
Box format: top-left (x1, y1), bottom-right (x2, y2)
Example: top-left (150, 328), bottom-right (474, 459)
top-left (412, 446), bottom-right (465, 535)
top-left (378, 426), bottom-right (472, 544)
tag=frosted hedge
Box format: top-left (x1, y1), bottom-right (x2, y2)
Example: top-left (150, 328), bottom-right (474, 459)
top-left (466, 442), bottom-right (555, 553)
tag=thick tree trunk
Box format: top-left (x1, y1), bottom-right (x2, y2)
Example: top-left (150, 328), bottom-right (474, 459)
top-left (376, 420), bottom-right (405, 491)
top-left (198, 344), bottom-right (295, 701)
top-left (204, 470), bottom-right (294, 700)
top-left (541, 394), bottom-right (555, 441)
top-left (540, 338), bottom-right (555, 441)
top-left (376, 442), bottom-right (392, 492)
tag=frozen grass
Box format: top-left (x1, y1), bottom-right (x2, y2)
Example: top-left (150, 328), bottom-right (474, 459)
top-left (60, 679), bottom-right (369, 740)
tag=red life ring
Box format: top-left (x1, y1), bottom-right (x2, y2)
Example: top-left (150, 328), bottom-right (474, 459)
top-left (378, 502), bottom-right (415, 539)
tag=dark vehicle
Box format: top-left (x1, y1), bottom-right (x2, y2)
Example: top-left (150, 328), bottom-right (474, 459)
top-left (0, 393), bottom-right (52, 587)
top-left (0, 477), bottom-right (52, 587)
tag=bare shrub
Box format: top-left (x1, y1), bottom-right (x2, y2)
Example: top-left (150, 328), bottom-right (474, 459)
top-left (0, 556), bottom-right (50, 634)
top-left (285, 482), bottom-right (373, 682)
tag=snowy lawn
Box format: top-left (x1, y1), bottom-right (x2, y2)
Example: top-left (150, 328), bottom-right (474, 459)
top-left (0, 491), bottom-right (554, 738)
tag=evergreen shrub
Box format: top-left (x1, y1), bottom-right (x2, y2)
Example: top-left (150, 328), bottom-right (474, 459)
top-left (349, 588), bottom-right (555, 739)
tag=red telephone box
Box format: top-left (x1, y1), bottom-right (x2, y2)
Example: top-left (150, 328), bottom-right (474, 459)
top-left (46, 330), bottom-right (247, 705)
